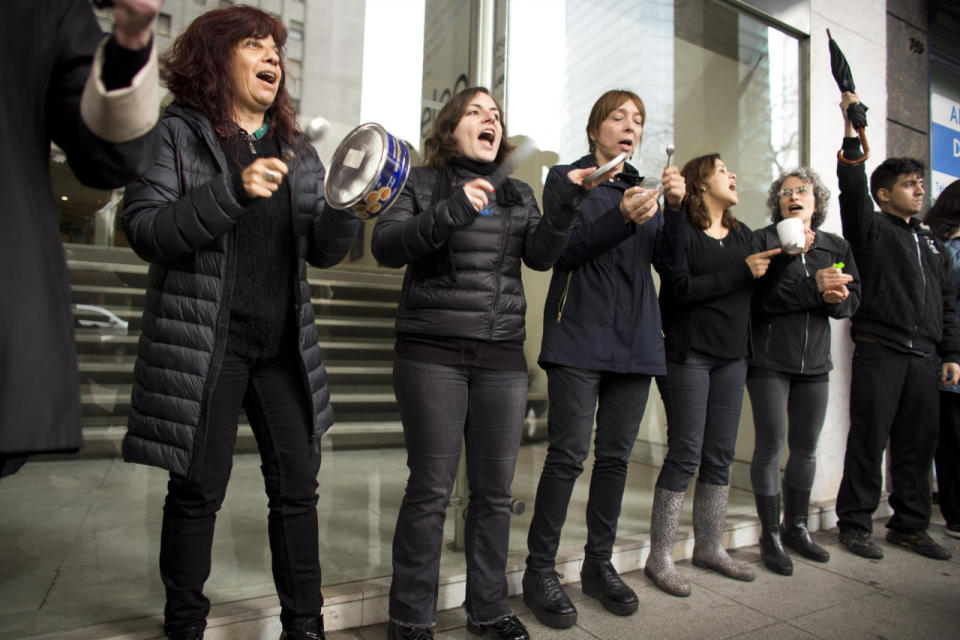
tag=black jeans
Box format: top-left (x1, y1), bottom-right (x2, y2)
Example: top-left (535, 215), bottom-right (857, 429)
top-left (160, 351), bottom-right (323, 634)
top-left (937, 391), bottom-right (960, 526)
top-left (655, 351), bottom-right (748, 492)
top-left (747, 373), bottom-right (829, 496)
top-left (836, 341), bottom-right (939, 534)
top-left (389, 357), bottom-right (527, 627)
top-left (526, 365), bottom-right (651, 571)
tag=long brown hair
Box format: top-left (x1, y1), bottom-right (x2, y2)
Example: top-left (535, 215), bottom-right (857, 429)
top-left (421, 87), bottom-right (515, 168)
top-left (161, 6), bottom-right (297, 143)
top-left (681, 153), bottom-right (740, 230)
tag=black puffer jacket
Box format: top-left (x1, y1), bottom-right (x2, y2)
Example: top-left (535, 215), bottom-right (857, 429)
top-left (121, 103), bottom-right (360, 478)
top-left (751, 225), bottom-right (860, 375)
top-left (371, 165), bottom-right (582, 341)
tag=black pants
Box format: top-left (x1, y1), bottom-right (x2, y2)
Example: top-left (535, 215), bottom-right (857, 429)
top-left (526, 365), bottom-right (651, 572)
top-left (160, 351), bottom-right (323, 633)
top-left (937, 391), bottom-right (960, 526)
top-left (655, 351), bottom-right (748, 492)
top-left (388, 357), bottom-right (527, 627)
top-left (836, 341), bottom-right (939, 534)
top-left (747, 373), bottom-right (829, 496)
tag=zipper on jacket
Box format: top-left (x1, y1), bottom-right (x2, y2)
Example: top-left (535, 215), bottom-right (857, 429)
top-left (557, 271), bottom-right (574, 322)
top-left (240, 129), bottom-right (257, 155)
top-left (910, 231), bottom-right (927, 349)
top-left (486, 202), bottom-right (512, 339)
top-left (800, 254), bottom-right (810, 373)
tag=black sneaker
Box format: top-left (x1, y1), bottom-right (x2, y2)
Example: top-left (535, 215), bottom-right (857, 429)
top-left (166, 623), bottom-right (205, 640)
top-left (885, 529), bottom-right (953, 560)
top-left (280, 615), bottom-right (325, 639)
top-left (580, 562), bottom-right (638, 616)
top-left (945, 523), bottom-right (960, 539)
top-left (386, 621), bottom-right (434, 640)
top-left (466, 615), bottom-right (529, 640)
top-left (521, 569), bottom-right (577, 628)
top-left (838, 528), bottom-right (884, 559)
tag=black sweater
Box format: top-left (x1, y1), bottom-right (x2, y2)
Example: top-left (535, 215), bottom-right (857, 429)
top-left (659, 209), bottom-right (755, 363)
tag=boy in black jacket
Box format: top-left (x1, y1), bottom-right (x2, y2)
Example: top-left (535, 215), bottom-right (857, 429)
top-left (835, 91), bottom-right (960, 561)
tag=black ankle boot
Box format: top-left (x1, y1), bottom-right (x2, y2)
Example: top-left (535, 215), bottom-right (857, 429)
top-left (521, 569), bottom-right (577, 628)
top-left (386, 621), bottom-right (434, 639)
top-left (466, 615), bottom-right (529, 640)
top-left (755, 493), bottom-right (793, 576)
top-left (280, 615), bottom-right (325, 639)
top-left (782, 486), bottom-right (830, 562)
top-left (580, 561), bottom-right (638, 615)
top-left (166, 623), bottom-right (205, 640)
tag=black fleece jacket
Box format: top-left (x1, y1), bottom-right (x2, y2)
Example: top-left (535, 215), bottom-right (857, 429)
top-left (837, 137), bottom-right (960, 361)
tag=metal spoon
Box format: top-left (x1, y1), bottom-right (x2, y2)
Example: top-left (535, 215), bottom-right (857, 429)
top-left (666, 143), bottom-right (675, 167)
top-left (283, 116), bottom-right (331, 162)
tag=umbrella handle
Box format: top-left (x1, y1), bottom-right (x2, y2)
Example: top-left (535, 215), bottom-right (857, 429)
top-left (837, 126), bottom-right (870, 166)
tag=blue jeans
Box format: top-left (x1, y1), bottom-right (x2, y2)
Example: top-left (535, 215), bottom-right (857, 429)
top-left (526, 365), bottom-right (651, 571)
top-left (389, 357), bottom-right (527, 626)
top-left (655, 351), bottom-right (748, 492)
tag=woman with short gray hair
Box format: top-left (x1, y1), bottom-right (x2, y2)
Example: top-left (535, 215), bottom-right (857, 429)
top-left (748, 167), bottom-right (860, 575)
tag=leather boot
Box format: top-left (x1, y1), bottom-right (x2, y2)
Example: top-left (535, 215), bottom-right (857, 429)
top-left (782, 485), bottom-right (829, 562)
top-left (691, 482), bottom-right (755, 581)
top-left (580, 561), bottom-right (638, 616)
top-left (280, 615), bottom-right (325, 639)
top-left (754, 493), bottom-right (793, 575)
top-left (521, 569), bottom-right (577, 628)
top-left (644, 486), bottom-right (690, 597)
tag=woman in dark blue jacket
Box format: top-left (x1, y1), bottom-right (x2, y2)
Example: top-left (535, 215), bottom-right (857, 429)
top-left (748, 168), bottom-right (859, 576)
top-left (522, 89), bottom-right (686, 628)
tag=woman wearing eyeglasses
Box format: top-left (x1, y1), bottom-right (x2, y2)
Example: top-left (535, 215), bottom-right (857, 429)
top-left (747, 168), bottom-right (859, 576)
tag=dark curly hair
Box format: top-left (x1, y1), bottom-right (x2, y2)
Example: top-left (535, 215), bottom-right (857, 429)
top-left (870, 157), bottom-right (924, 209)
top-left (421, 87), bottom-right (515, 168)
top-left (766, 167), bottom-right (831, 229)
top-left (160, 6), bottom-right (297, 144)
top-left (925, 179), bottom-right (960, 241)
top-left (681, 153), bottom-right (740, 231)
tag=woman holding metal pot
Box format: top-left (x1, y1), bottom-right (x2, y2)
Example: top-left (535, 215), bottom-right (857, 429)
top-left (121, 7), bottom-right (360, 639)
top-left (645, 154), bottom-right (780, 597)
top-left (372, 86), bottom-right (605, 640)
top-left (521, 89), bottom-right (684, 629)
top-left (747, 168), bottom-right (859, 576)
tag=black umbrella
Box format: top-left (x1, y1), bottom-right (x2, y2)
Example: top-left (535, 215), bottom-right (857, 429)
top-left (828, 29), bottom-right (870, 164)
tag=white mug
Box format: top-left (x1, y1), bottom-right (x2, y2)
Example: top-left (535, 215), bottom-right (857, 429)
top-left (776, 217), bottom-right (806, 255)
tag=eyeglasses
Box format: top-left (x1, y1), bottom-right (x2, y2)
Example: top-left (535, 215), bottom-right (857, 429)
top-left (777, 185), bottom-right (811, 198)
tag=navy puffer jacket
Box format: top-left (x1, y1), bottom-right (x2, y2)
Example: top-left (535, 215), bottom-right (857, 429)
top-left (121, 103), bottom-right (360, 478)
top-left (371, 165), bottom-right (582, 341)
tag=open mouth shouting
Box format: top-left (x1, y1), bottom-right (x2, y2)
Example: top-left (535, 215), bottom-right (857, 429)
top-left (256, 70), bottom-right (278, 86)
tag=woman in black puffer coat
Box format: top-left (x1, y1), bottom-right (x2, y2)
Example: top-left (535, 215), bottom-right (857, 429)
top-left (372, 86), bottom-right (605, 640)
top-left (121, 8), bottom-right (359, 640)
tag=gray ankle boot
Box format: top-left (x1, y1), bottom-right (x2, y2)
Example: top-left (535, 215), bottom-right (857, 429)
top-left (692, 482), bottom-right (755, 582)
top-left (644, 486), bottom-right (691, 597)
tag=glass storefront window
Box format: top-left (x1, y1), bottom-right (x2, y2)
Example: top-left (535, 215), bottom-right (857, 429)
top-left (16, 2), bottom-right (805, 637)
top-left (505, 0), bottom-right (802, 230)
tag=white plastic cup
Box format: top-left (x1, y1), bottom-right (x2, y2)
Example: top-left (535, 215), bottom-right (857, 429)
top-left (776, 217), bottom-right (806, 255)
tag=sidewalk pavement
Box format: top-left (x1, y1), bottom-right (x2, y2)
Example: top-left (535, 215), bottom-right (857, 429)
top-left (336, 525), bottom-right (960, 640)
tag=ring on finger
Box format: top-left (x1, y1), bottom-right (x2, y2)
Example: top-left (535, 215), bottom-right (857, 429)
top-left (264, 169), bottom-right (280, 183)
